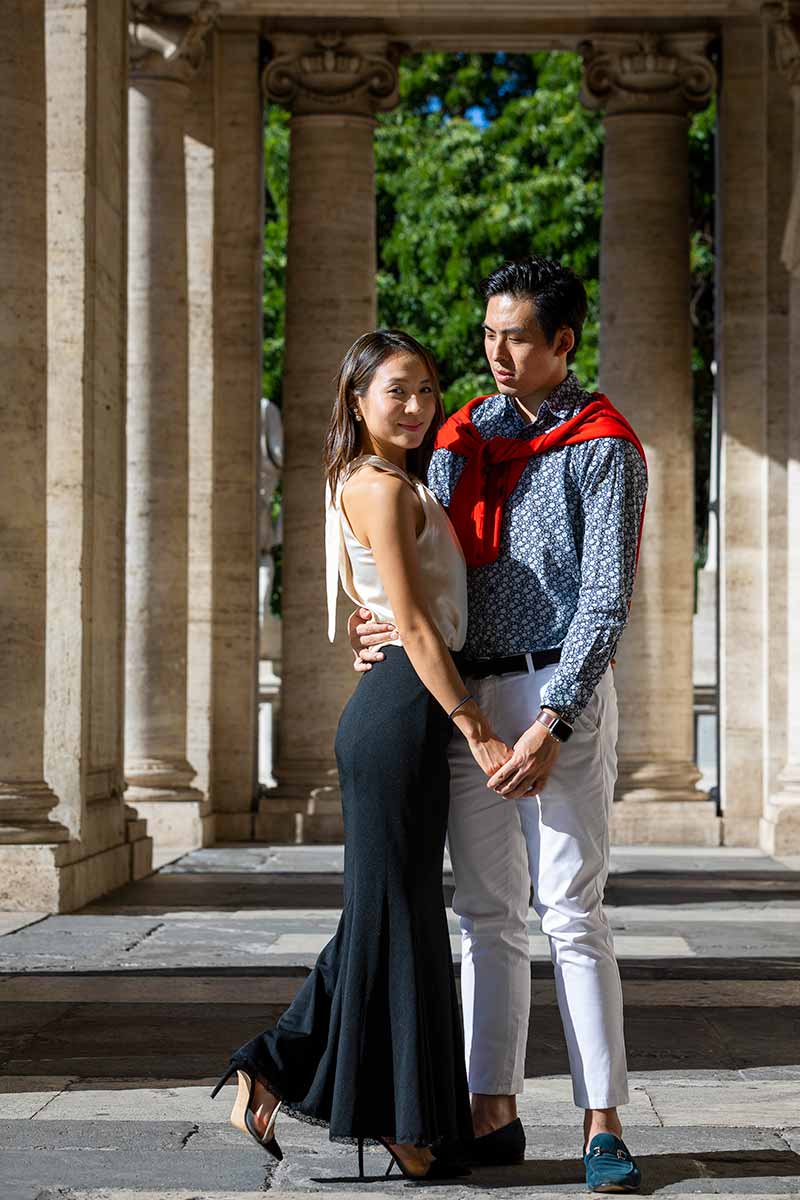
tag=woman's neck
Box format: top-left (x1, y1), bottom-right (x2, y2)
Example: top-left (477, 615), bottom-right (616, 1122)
top-left (358, 436), bottom-right (407, 472)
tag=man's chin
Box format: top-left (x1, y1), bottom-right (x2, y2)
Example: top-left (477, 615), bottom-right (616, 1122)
top-left (493, 379), bottom-right (517, 394)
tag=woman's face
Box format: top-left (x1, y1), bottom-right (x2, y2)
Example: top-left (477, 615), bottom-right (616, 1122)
top-left (355, 352), bottom-right (437, 456)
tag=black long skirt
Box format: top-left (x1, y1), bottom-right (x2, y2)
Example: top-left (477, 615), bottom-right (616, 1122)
top-left (228, 645), bottom-right (473, 1148)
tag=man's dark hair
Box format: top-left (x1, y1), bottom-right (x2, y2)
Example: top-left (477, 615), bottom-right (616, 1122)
top-left (480, 256), bottom-right (588, 365)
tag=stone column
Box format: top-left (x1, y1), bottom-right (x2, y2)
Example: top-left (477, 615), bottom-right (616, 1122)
top-left (208, 29), bottom-right (264, 841)
top-left (762, 3), bottom-right (800, 854)
top-left (580, 33), bottom-right (721, 845)
top-left (717, 18), bottom-right (774, 847)
top-left (0, 0), bottom-right (68, 860)
top-left (126, 2), bottom-right (217, 853)
top-left (256, 33), bottom-right (400, 842)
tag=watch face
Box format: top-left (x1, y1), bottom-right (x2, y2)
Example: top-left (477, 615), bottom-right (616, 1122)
top-left (553, 718), bottom-right (573, 742)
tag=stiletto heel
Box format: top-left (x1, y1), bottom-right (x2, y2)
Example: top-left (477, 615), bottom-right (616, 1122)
top-left (210, 1064), bottom-right (283, 1162)
top-left (376, 1137), bottom-right (470, 1182)
top-left (357, 1137), bottom-right (365, 1180)
top-left (210, 1064), bottom-right (236, 1100)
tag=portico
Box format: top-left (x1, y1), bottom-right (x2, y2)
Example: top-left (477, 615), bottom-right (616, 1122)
top-left (1, 0), bottom-right (798, 910)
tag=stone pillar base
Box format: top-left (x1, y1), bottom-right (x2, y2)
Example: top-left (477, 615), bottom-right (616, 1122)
top-left (760, 796), bottom-right (800, 855)
top-left (255, 782), bottom-right (344, 844)
top-left (127, 796), bottom-right (214, 854)
top-left (0, 838), bottom-right (137, 913)
top-left (720, 815), bottom-right (761, 848)
top-left (610, 800), bottom-right (721, 846)
top-left (215, 812), bottom-right (256, 843)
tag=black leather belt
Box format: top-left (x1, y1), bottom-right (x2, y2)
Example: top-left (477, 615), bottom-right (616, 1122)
top-left (455, 649), bottom-right (561, 679)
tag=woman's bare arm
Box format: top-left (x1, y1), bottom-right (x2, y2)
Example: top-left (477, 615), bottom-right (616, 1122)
top-left (342, 468), bottom-right (511, 775)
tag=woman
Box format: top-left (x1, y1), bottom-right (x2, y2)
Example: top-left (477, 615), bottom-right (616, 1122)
top-left (211, 330), bottom-right (511, 1181)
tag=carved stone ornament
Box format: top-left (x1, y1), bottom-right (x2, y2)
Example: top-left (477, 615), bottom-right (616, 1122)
top-left (262, 32), bottom-right (401, 117)
top-left (764, 2), bottom-right (800, 88)
top-left (579, 32), bottom-right (717, 117)
top-left (129, 1), bottom-right (219, 85)
top-left (763, 4), bottom-right (800, 273)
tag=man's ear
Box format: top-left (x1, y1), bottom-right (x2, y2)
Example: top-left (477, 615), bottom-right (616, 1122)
top-left (557, 326), bottom-right (575, 359)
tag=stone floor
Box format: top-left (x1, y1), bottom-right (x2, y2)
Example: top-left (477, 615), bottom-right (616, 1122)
top-left (2, 844), bottom-right (800, 1200)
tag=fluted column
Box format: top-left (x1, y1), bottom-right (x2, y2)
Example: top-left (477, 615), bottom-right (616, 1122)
top-left (580, 33), bottom-right (721, 844)
top-left (0, 0), bottom-right (68, 850)
top-left (256, 33), bottom-right (400, 842)
top-left (125, 2), bottom-right (217, 850)
top-left (762, 3), bottom-right (800, 854)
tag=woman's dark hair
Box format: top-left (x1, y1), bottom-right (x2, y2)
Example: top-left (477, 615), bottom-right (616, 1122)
top-left (481, 256), bottom-right (588, 365)
top-left (323, 330), bottom-right (445, 493)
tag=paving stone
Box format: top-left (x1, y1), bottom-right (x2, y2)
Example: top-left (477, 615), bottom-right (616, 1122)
top-left (647, 1080), bottom-right (800, 1127)
top-left (0, 1149), bottom-right (273, 1195)
top-left (0, 913), bottom-right (48, 936)
top-left (704, 1009), bottom-right (800, 1068)
top-left (0, 1119), bottom-right (196, 1150)
top-left (34, 1081), bottom-right (232, 1123)
top-left (3, 1002), bottom-right (281, 1078)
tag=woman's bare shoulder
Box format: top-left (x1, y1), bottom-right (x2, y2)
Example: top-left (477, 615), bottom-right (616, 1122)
top-left (342, 464), bottom-right (412, 510)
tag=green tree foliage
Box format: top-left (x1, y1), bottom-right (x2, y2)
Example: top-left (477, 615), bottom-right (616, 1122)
top-left (375, 51), bottom-right (603, 412)
top-left (262, 50), bottom-right (716, 562)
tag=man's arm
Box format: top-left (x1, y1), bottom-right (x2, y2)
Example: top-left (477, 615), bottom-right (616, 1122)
top-left (540, 438), bottom-right (648, 722)
top-left (487, 437), bottom-right (646, 801)
top-left (425, 445), bottom-right (468, 509)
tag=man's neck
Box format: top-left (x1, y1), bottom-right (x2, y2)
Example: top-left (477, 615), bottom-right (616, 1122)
top-left (511, 369), bottom-right (569, 425)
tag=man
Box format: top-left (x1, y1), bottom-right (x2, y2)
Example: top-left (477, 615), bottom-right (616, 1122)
top-left (351, 256), bottom-right (647, 1193)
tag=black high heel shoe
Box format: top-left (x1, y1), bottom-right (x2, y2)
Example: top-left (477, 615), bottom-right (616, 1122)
top-left (210, 1064), bottom-right (283, 1161)
top-left (355, 1135), bottom-right (470, 1182)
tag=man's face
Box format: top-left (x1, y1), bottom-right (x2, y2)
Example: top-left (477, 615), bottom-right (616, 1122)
top-left (482, 294), bottom-right (572, 400)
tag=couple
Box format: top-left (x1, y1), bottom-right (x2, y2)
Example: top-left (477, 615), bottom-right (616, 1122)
top-left (212, 256), bottom-right (648, 1193)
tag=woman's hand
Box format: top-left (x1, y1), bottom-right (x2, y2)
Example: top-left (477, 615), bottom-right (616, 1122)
top-left (467, 730), bottom-right (515, 778)
top-left (452, 701), bottom-right (513, 777)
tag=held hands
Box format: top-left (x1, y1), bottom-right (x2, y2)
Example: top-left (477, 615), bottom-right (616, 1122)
top-left (451, 701), bottom-right (513, 779)
top-left (487, 719), bottom-right (561, 800)
top-left (347, 608), bottom-right (399, 673)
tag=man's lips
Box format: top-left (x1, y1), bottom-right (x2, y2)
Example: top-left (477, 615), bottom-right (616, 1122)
top-left (494, 370), bottom-right (514, 382)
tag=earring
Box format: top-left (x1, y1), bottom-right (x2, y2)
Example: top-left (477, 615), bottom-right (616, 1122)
top-left (353, 410), bottom-right (362, 422)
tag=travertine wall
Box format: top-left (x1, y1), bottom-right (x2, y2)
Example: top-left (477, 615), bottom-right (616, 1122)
top-left (717, 20), bottom-right (770, 847)
top-left (763, 18), bottom-right (792, 815)
top-left (0, 0), bottom-right (151, 911)
top-left (209, 29), bottom-right (263, 841)
top-left (186, 43), bottom-right (216, 807)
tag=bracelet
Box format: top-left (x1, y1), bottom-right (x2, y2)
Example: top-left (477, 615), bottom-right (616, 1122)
top-left (448, 693), bottom-right (473, 720)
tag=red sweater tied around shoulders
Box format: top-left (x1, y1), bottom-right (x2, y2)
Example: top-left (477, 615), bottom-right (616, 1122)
top-left (434, 392), bottom-right (647, 569)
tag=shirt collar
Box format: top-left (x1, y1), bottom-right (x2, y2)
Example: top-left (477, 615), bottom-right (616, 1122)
top-left (499, 370), bottom-right (589, 433)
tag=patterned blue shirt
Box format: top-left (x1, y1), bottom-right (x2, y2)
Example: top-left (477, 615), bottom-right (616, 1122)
top-left (426, 370), bottom-right (648, 723)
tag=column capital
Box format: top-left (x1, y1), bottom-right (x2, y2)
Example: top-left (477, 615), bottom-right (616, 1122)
top-left (129, 1), bottom-right (218, 86)
top-left (262, 31), bottom-right (401, 118)
top-left (579, 32), bottom-right (717, 117)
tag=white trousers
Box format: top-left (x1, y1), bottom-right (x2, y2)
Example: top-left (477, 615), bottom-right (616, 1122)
top-left (447, 662), bottom-right (629, 1110)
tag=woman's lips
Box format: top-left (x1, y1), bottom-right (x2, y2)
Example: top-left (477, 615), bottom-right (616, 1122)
top-left (399, 422), bottom-right (424, 430)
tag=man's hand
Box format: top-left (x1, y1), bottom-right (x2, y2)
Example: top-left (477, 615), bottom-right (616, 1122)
top-left (487, 719), bottom-right (561, 800)
top-left (347, 607), bottom-right (399, 674)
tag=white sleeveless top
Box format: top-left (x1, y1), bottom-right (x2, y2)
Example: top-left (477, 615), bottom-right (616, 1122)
top-left (325, 455), bottom-right (468, 651)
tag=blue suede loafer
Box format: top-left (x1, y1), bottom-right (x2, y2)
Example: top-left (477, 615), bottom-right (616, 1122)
top-left (584, 1133), bottom-right (641, 1193)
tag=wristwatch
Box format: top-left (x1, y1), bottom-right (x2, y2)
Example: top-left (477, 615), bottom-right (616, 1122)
top-left (535, 707), bottom-right (574, 743)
